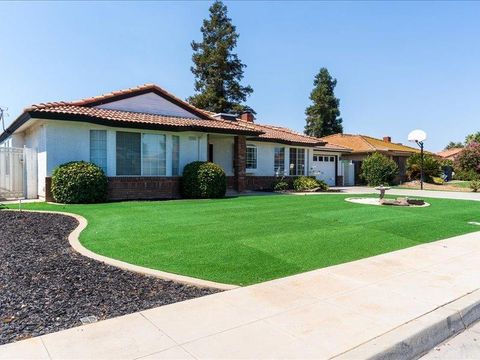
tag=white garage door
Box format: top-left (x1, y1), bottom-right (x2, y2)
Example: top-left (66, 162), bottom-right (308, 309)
top-left (312, 155), bottom-right (336, 186)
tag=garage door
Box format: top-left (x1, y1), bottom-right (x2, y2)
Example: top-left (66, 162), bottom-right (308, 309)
top-left (312, 155), bottom-right (336, 186)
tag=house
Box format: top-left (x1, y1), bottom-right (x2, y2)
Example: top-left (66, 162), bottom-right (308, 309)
top-left (320, 133), bottom-right (421, 185)
top-left (437, 147), bottom-right (463, 161)
top-left (0, 84), bottom-right (349, 201)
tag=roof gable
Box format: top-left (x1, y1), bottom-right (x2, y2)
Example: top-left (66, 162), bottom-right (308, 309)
top-left (94, 92), bottom-right (201, 119)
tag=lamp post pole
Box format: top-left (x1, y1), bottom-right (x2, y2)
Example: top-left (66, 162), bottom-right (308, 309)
top-left (418, 141), bottom-right (424, 190)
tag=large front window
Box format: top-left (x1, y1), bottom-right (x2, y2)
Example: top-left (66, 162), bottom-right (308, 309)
top-left (274, 147), bottom-right (285, 175)
top-left (289, 148), bottom-right (305, 176)
top-left (116, 131), bottom-right (166, 176)
top-left (246, 145), bottom-right (257, 169)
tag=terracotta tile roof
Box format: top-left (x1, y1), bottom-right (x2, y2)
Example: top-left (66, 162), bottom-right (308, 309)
top-left (315, 142), bottom-right (352, 152)
top-left (437, 147), bottom-right (463, 159)
top-left (238, 121), bottom-right (326, 146)
top-left (27, 105), bottom-right (261, 135)
top-left (321, 134), bottom-right (421, 154)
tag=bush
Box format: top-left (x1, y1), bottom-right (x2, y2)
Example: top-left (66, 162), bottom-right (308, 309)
top-left (471, 180), bottom-right (480, 192)
top-left (273, 181), bottom-right (289, 191)
top-left (432, 176), bottom-right (445, 185)
top-left (406, 153), bottom-right (441, 182)
top-left (292, 176), bottom-right (328, 191)
top-left (360, 153), bottom-right (398, 186)
top-left (182, 161), bottom-right (226, 199)
top-left (455, 142), bottom-right (480, 175)
top-left (454, 169), bottom-right (480, 181)
top-left (51, 161), bottom-right (108, 204)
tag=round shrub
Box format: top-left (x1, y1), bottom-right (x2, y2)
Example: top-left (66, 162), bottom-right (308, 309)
top-left (471, 180), bottom-right (480, 192)
top-left (406, 153), bottom-right (441, 182)
top-left (293, 176), bottom-right (327, 192)
top-left (182, 161), bottom-right (227, 199)
top-left (273, 180), bottom-right (289, 192)
top-left (51, 161), bottom-right (108, 203)
top-left (361, 152), bottom-right (398, 186)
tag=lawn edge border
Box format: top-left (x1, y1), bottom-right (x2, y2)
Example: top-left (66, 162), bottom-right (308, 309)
top-left (334, 289), bottom-right (480, 360)
top-left (5, 209), bottom-right (239, 291)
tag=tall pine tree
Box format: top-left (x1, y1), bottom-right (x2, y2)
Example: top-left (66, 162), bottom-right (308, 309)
top-left (188, 1), bottom-right (253, 114)
top-left (304, 68), bottom-right (343, 137)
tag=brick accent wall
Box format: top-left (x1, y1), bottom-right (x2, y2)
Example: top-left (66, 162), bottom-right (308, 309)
top-left (107, 177), bottom-right (181, 200)
top-left (233, 135), bottom-right (246, 192)
top-left (45, 176), bottom-right (182, 202)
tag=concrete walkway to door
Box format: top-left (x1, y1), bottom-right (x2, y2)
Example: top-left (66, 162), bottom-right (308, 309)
top-left (2, 227), bottom-right (480, 359)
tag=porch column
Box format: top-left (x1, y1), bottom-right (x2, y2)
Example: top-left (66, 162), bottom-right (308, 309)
top-left (233, 135), bottom-right (246, 192)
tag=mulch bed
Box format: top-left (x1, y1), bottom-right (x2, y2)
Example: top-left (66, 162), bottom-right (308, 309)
top-left (0, 210), bottom-right (219, 345)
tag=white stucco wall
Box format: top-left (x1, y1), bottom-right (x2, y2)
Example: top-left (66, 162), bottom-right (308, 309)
top-left (95, 93), bottom-right (200, 119)
top-left (43, 120), bottom-right (208, 177)
top-left (209, 136), bottom-right (234, 176)
top-left (23, 122), bottom-right (46, 197)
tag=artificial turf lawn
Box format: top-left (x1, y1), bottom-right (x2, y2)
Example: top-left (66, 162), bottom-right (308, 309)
top-left (5, 194), bottom-right (480, 286)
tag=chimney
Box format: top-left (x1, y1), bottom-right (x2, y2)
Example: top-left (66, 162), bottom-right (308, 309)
top-left (240, 111), bottom-right (255, 123)
top-left (383, 136), bottom-right (392, 143)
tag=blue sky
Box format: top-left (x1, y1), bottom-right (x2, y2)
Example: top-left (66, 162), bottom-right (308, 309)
top-left (1, 1), bottom-right (479, 151)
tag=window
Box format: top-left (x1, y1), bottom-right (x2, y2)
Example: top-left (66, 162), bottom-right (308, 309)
top-left (142, 134), bottom-right (166, 175)
top-left (318, 156), bottom-right (324, 162)
top-left (246, 145), bottom-right (257, 169)
top-left (116, 132), bottom-right (141, 175)
top-left (116, 132), bottom-right (167, 176)
top-left (274, 147), bottom-right (285, 175)
top-left (289, 148), bottom-right (305, 175)
top-left (330, 156), bottom-right (335, 162)
top-left (313, 155), bottom-right (318, 161)
top-left (172, 136), bottom-right (180, 176)
top-left (90, 130), bottom-right (107, 173)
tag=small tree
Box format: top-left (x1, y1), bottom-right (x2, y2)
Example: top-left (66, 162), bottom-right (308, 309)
top-left (361, 153), bottom-right (398, 186)
top-left (465, 132), bottom-right (480, 145)
top-left (406, 153), bottom-right (441, 182)
top-left (444, 141), bottom-right (464, 150)
top-left (304, 68), bottom-right (343, 137)
top-left (455, 141), bottom-right (480, 175)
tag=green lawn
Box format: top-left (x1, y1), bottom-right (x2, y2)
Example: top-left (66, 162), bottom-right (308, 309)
top-left (449, 181), bottom-right (471, 189)
top-left (4, 194), bottom-right (480, 286)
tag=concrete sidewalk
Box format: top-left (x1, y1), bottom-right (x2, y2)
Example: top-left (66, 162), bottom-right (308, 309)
top-left (2, 229), bottom-right (480, 359)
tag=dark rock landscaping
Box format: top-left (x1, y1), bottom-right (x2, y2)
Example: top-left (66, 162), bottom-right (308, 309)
top-left (0, 210), bottom-right (218, 345)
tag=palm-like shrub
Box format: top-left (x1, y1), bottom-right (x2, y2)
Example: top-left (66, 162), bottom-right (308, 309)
top-left (361, 153), bottom-right (398, 186)
top-left (406, 153), bottom-right (441, 182)
top-left (293, 176), bottom-right (328, 191)
top-left (182, 161), bottom-right (227, 198)
top-left (51, 161), bottom-right (108, 203)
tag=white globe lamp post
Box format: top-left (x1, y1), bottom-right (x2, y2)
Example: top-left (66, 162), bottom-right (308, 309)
top-left (408, 129), bottom-right (427, 190)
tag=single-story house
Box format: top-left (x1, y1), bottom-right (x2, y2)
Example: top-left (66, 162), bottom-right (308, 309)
top-left (437, 147), bottom-right (463, 161)
top-left (0, 84), bottom-right (350, 201)
top-left (320, 133), bottom-right (421, 185)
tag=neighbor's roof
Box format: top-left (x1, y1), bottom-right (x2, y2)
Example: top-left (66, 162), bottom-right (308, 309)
top-left (437, 147), bottom-right (463, 159)
top-left (320, 134), bottom-right (421, 154)
top-left (0, 84), bottom-right (263, 142)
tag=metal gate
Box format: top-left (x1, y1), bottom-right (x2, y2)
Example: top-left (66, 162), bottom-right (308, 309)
top-left (0, 147), bottom-right (37, 200)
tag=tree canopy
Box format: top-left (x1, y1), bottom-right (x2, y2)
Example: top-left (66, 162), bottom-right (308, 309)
top-left (444, 141), bottom-right (464, 150)
top-left (304, 68), bottom-right (343, 138)
top-left (188, 1), bottom-right (253, 114)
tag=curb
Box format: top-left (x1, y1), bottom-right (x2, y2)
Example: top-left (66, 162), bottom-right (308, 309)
top-left (335, 290), bottom-right (480, 360)
top-left (2, 209), bottom-right (239, 291)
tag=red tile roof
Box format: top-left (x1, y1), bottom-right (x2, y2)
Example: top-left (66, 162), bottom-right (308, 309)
top-left (321, 134), bottom-right (421, 154)
top-left (437, 147), bottom-right (463, 159)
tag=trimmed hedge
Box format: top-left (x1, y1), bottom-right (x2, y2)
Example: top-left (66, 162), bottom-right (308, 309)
top-left (51, 161), bottom-right (108, 203)
top-left (182, 161), bottom-right (227, 199)
top-left (293, 176), bottom-right (328, 192)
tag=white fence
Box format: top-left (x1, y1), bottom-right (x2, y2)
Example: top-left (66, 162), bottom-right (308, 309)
top-left (0, 147), bottom-right (37, 200)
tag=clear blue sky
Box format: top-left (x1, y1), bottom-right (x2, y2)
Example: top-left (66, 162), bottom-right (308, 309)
top-left (1, 1), bottom-right (479, 151)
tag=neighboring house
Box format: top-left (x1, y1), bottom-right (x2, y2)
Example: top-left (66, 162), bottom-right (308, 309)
top-left (320, 134), bottom-right (421, 185)
top-left (0, 84), bottom-right (349, 200)
top-left (437, 147), bottom-right (463, 161)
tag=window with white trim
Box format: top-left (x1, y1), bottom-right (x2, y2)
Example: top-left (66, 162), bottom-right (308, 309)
top-left (116, 131), bottom-right (166, 176)
top-left (274, 147), bottom-right (285, 175)
top-left (90, 130), bottom-right (107, 173)
top-left (246, 145), bottom-right (257, 169)
top-left (289, 148), bottom-right (305, 175)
